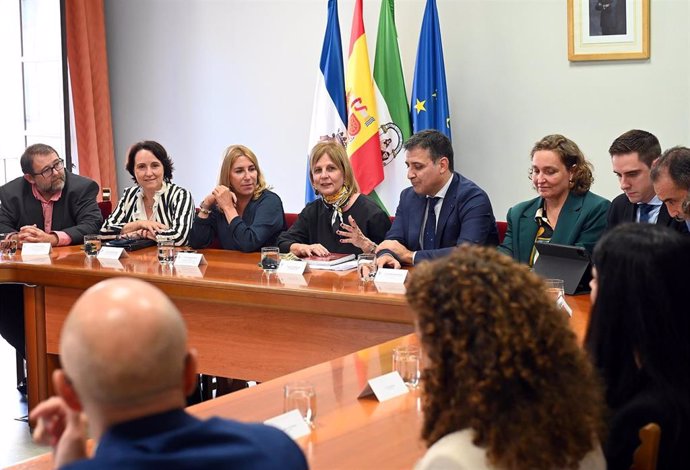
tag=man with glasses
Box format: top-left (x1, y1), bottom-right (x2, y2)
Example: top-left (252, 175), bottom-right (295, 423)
top-left (0, 143), bottom-right (103, 245)
top-left (651, 146), bottom-right (690, 233)
top-left (0, 143), bottom-right (103, 392)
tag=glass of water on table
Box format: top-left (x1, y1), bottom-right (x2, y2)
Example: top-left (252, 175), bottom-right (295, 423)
top-left (83, 234), bottom-right (102, 257)
top-left (157, 235), bottom-right (176, 265)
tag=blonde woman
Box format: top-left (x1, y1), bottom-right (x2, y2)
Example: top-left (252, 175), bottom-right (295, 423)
top-left (188, 145), bottom-right (285, 251)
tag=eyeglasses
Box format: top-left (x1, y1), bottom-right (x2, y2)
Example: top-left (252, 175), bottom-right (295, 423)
top-left (33, 159), bottom-right (64, 178)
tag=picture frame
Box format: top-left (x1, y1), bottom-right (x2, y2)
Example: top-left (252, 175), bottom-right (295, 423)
top-left (567, 0), bottom-right (649, 61)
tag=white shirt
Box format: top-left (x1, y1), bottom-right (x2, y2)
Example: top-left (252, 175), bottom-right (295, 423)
top-left (415, 429), bottom-right (606, 470)
top-left (415, 174), bottom-right (454, 258)
top-left (636, 195), bottom-right (662, 223)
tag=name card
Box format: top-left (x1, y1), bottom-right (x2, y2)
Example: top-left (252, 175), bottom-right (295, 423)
top-left (175, 265), bottom-right (204, 278)
top-left (174, 252), bottom-right (207, 267)
top-left (278, 273), bottom-right (308, 287)
top-left (20, 255), bottom-right (51, 265)
top-left (277, 259), bottom-right (307, 275)
top-left (97, 247), bottom-right (127, 260)
top-left (264, 409), bottom-right (312, 440)
top-left (374, 268), bottom-right (407, 284)
top-left (21, 243), bottom-right (51, 256)
top-left (98, 258), bottom-right (124, 270)
top-left (357, 371), bottom-right (409, 402)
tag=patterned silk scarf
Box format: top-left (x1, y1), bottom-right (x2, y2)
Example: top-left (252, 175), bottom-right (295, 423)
top-left (322, 185), bottom-right (353, 231)
top-left (529, 201), bottom-right (554, 267)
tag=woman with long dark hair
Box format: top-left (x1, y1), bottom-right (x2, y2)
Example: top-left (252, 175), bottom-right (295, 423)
top-left (586, 223), bottom-right (690, 469)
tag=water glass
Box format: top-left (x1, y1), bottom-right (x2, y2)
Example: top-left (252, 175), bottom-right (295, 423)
top-left (157, 237), bottom-right (176, 265)
top-left (0, 235), bottom-right (18, 257)
top-left (260, 246), bottom-right (280, 272)
top-left (544, 278), bottom-right (565, 303)
top-left (83, 235), bottom-right (102, 257)
top-left (392, 345), bottom-right (421, 388)
top-left (357, 253), bottom-right (377, 282)
top-left (283, 381), bottom-right (317, 426)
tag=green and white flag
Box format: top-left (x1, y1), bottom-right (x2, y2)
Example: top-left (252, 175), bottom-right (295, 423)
top-left (372, 0), bottom-right (412, 215)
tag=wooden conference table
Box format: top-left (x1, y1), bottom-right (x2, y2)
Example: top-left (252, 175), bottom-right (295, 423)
top-left (10, 296), bottom-right (591, 470)
top-left (0, 246), bottom-right (414, 412)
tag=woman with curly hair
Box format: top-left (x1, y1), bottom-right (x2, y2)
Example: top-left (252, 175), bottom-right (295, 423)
top-left (407, 245), bottom-right (605, 470)
top-left (586, 223), bottom-right (690, 469)
top-left (498, 134), bottom-right (610, 266)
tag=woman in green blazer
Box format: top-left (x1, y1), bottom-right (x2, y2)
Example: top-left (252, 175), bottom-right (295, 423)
top-left (498, 134), bottom-right (610, 265)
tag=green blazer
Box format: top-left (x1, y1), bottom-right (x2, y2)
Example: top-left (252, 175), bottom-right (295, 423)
top-left (498, 191), bottom-right (610, 264)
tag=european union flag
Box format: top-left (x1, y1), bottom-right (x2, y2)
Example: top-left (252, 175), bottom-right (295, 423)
top-left (410, 0), bottom-right (451, 139)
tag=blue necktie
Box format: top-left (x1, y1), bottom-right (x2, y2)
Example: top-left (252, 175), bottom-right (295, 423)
top-left (638, 203), bottom-right (654, 223)
top-left (423, 197), bottom-right (441, 250)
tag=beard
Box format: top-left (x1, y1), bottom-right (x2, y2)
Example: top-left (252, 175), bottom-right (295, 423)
top-left (37, 172), bottom-right (66, 196)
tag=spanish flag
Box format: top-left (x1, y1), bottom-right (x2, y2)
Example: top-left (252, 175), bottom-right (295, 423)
top-left (346, 0), bottom-right (383, 195)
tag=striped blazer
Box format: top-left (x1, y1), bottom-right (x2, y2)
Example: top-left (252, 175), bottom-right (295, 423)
top-left (101, 181), bottom-right (195, 245)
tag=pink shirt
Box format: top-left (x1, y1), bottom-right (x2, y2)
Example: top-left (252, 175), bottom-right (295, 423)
top-left (31, 184), bottom-right (72, 246)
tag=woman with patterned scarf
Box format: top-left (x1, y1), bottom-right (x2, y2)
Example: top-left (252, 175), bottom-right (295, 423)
top-left (277, 140), bottom-right (391, 257)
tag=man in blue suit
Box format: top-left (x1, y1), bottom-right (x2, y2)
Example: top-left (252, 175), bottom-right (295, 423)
top-left (376, 130), bottom-right (498, 268)
top-left (30, 277), bottom-right (307, 470)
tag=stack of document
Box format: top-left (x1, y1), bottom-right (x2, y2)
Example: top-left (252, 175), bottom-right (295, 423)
top-left (303, 253), bottom-right (356, 271)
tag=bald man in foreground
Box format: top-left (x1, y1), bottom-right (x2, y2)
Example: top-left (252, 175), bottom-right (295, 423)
top-left (29, 278), bottom-right (307, 470)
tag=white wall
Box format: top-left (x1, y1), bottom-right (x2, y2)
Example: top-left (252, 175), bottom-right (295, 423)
top-left (104, 0), bottom-right (690, 218)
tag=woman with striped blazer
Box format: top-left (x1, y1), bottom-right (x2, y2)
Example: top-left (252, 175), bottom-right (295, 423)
top-left (101, 141), bottom-right (194, 246)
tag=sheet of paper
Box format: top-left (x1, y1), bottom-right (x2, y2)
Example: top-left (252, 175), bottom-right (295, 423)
top-left (174, 252), bottom-right (206, 266)
top-left (21, 243), bottom-right (51, 256)
top-left (277, 259), bottom-right (307, 275)
top-left (98, 258), bottom-right (124, 270)
top-left (264, 409), bottom-right (312, 440)
top-left (374, 268), bottom-right (407, 283)
top-left (175, 265), bottom-right (204, 278)
top-left (97, 247), bottom-right (127, 260)
top-left (358, 371), bottom-right (409, 402)
top-left (308, 260), bottom-right (357, 271)
top-left (19, 255), bottom-right (51, 265)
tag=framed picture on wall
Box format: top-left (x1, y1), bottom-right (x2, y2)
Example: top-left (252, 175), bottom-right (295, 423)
top-left (567, 0), bottom-right (649, 61)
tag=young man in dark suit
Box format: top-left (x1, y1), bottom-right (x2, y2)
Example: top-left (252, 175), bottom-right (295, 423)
top-left (376, 130), bottom-right (498, 268)
top-left (606, 130), bottom-right (687, 233)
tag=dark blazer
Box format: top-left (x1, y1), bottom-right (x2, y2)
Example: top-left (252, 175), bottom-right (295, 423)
top-left (63, 409), bottom-right (308, 470)
top-left (189, 190), bottom-right (286, 252)
top-left (606, 193), bottom-right (688, 234)
top-left (605, 384), bottom-right (690, 470)
top-left (384, 172), bottom-right (498, 264)
top-left (0, 172), bottom-right (103, 244)
top-left (498, 191), bottom-right (610, 264)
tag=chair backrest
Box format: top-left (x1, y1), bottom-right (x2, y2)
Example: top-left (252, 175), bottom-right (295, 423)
top-left (285, 213), bottom-right (299, 229)
top-left (98, 187), bottom-right (113, 219)
top-left (631, 422), bottom-right (661, 470)
top-left (496, 221), bottom-right (507, 244)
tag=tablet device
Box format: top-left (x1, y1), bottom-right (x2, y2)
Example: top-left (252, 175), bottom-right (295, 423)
top-left (533, 241), bottom-right (592, 295)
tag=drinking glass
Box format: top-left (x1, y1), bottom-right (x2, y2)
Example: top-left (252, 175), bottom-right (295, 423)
top-left (283, 381), bottom-right (316, 426)
top-left (544, 278), bottom-right (565, 303)
top-left (83, 235), bottom-right (102, 257)
top-left (392, 345), bottom-right (421, 388)
top-left (260, 247), bottom-right (280, 272)
top-left (545, 278), bottom-right (572, 316)
top-left (157, 236), bottom-right (176, 265)
top-left (0, 235), bottom-right (18, 257)
top-left (357, 253), bottom-right (377, 282)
